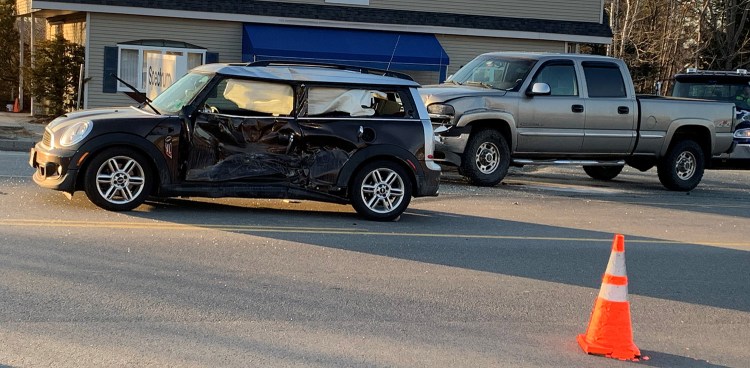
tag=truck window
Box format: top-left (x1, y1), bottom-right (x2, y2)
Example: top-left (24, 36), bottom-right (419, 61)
top-left (582, 61), bottom-right (627, 98)
top-left (530, 61), bottom-right (578, 96)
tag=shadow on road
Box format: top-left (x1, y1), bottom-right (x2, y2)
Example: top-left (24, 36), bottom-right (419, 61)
top-left (120, 197), bottom-right (750, 313)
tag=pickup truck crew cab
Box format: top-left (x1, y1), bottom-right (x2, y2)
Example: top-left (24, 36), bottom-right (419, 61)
top-left (420, 52), bottom-right (737, 191)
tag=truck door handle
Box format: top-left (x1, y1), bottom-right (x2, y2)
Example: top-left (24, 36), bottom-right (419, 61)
top-left (571, 104), bottom-right (584, 113)
top-left (618, 106), bottom-right (630, 114)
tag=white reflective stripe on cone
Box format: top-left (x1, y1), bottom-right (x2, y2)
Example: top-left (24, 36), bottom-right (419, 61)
top-left (604, 251), bottom-right (627, 277)
top-left (598, 284), bottom-right (629, 302)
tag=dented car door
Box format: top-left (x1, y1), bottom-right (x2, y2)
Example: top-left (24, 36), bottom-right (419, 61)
top-left (295, 85), bottom-right (422, 187)
top-left (184, 78), bottom-right (302, 182)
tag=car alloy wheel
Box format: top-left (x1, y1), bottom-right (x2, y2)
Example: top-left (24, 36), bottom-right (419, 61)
top-left (350, 160), bottom-right (412, 221)
top-left (95, 156), bottom-right (146, 204)
top-left (84, 148), bottom-right (153, 211)
top-left (360, 167), bottom-right (405, 214)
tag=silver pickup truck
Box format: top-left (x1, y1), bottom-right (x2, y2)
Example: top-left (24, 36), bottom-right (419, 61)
top-left (420, 52), bottom-right (737, 191)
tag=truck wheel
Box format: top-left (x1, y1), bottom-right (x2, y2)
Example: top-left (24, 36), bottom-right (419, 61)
top-left (657, 140), bottom-right (704, 191)
top-left (84, 148), bottom-right (153, 211)
top-left (583, 165), bottom-right (624, 181)
top-left (350, 160), bottom-right (412, 221)
top-left (461, 129), bottom-right (510, 186)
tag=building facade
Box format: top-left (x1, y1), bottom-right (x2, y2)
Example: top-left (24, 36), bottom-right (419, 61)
top-left (16, 0), bottom-right (612, 109)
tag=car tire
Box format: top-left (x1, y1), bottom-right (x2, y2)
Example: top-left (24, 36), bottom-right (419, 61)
top-left (657, 139), bottom-right (704, 191)
top-left (461, 129), bottom-right (510, 186)
top-left (583, 165), bottom-right (624, 181)
top-left (350, 160), bottom-right (412, 221)
top-left (84, 147), bottom-right (153, 211)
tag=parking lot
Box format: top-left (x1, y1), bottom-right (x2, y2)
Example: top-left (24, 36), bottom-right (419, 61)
top-left (1, 150), bottom-right (749, 367)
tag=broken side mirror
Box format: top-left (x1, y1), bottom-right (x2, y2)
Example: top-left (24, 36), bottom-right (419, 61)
top-left (526, 82), bottom-right (551, 97)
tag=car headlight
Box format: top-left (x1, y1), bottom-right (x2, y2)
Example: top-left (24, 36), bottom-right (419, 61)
top-left (734, 128), bottom-right (750, 139)
top-left (427, 103), bottom-right (455, 116)
top-left (58, 120), bottom-right (93, 147)
top-left (427, 103), bottom-right (456, 125)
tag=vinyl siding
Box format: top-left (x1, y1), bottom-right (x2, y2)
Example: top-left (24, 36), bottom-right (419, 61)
top-left (437, 34), bottom-right (565, 76)
top-left (401, 70), bottom-right (440, 86)
top-left (87, 13), bottom-right (242, 108)
top-left (269, 0), bottom-right (603, 23)
top-left (15, 0), bottom-right (31, 15)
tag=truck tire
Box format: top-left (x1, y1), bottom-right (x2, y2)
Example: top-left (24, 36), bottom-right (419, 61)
top-left (657, 139), bottom-right (704, 191)
top-left (350, 160), bottom-right (412, 221)
top-left (84, 147), bottom-right (153, 211)
top-left (583, 165), bottom-right (624, 181)
top-left (461, 129), bottom-right (510, 186)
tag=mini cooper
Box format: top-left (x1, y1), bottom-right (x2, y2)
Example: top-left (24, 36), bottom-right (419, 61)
top-left (29, 62), bottom-right (441, 221)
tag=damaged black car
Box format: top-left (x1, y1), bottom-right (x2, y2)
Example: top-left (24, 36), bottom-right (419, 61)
top-left (29, 62), bottom-right (441, 221)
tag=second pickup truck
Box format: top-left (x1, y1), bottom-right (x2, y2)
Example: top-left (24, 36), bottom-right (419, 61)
top-left (420, 52), bottom-right (737, 190)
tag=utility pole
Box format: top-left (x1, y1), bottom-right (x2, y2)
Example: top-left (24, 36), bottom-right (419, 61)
top-left (18, 15), bottom-right (24, 111)
top-left (29, 11), bottom-right (35, 116)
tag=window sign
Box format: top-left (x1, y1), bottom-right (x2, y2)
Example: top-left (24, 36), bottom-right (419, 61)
top-left (146, 53), bottom-right (178, 100)
top-left (117, 45), bottom-right (205, 94)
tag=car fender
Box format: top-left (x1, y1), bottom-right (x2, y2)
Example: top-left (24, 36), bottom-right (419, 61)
top-left (456, 110), bottom-right (517, 150)
top-left (72, 133), bottom-right (172, 187)
top-left (662, 119), bottom-right (715, 157)
top-left (335, 145), bottom-right (423, 189)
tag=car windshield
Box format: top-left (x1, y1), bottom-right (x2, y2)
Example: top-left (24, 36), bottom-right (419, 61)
top-left (447, 55), bottom-right (536, 91)
top-left (671, 80), bottom-right (750, 110)
top-left (150, 72), bottom-right (213, 114)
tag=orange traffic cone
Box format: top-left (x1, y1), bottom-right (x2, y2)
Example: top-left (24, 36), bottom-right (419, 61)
top-left (12, 97), bottom-right (19, 113)
top-left (577, 234), bottom-right (641, 360)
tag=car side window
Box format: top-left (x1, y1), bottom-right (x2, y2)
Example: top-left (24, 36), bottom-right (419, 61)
top-left (304, 87), bottom-right (407, 118)
top-left (531, 61), bottom-right (578, 96)
top-left (582, 61), bottom-right (628, 98)
top-left (203, 79), bottom-right (294, 117)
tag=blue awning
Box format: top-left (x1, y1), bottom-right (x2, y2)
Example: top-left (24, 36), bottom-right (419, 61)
top-left (242, 24), bottom-right (450, 81)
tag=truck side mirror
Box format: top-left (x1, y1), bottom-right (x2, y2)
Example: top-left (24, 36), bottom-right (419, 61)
top-left (527, 82), bottom-right (551, 96)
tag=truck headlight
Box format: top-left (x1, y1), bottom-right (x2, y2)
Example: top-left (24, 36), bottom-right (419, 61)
top-left (59, 121), bottom-right (93, 147)
top-left (427, 103), bottom-right (456, 125)
top-left (734, 128), bottom-right (750, 139)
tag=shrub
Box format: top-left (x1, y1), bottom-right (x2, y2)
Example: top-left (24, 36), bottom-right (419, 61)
top-left (25, 34), bottom-right (85, 116)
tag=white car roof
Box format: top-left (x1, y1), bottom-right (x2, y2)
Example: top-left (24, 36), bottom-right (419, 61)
top-left (192, 63), bottom-right (421, 87)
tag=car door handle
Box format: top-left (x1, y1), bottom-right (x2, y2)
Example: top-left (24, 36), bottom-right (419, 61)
top-left (618, 106), bottom-right (630, 114)
top-left (571, 104), bottom-right (584, 113)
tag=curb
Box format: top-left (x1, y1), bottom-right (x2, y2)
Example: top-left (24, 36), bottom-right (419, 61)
top-left (0, 139), bottom-right (35, 152)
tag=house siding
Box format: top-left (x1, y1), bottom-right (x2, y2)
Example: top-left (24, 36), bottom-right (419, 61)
top-left (266, 0), bottom-right (603, 23)
top-left (15, 0), bottom-right (31, 15)
top-left (87, 13), bottom-right (242, 108)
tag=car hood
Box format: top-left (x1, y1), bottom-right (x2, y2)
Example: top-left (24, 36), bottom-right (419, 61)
top-left (419, 84), bottom-right (508, 105)
top-left (47, 106), bottom-right (168, 137)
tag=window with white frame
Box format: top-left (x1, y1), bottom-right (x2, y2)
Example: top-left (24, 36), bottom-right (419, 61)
top-left (117, 45), bottom-right (206, 93)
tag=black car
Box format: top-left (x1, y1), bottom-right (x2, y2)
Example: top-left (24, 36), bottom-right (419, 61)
top-left (670, 68), bottom-right (750, 166)
top-left (29, 62), bottom-right (441, 221)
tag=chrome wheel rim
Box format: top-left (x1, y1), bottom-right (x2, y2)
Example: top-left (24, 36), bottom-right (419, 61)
top-left (476, 142), bottom-right (500, 174)
top-left (96, 156), bottom-right (146, 204)
top-left (360, 168), bottom-right (405, 214)
top-left (675, 151), bottom-right (696, 180)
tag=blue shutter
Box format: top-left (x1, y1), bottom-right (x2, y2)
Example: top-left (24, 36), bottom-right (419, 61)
top-left (205, 52), bottom-right (219, 64)
top-left (103, 46), bottom-right (118, 93)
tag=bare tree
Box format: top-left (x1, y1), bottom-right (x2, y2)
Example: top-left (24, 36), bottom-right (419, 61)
top-left (608, 0), bottom-right (750, 93)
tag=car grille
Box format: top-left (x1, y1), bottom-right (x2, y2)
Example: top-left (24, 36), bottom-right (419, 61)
top-left (42, 130), bottom-right (52, 147)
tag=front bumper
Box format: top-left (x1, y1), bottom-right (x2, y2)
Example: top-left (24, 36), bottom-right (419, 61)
top-left (29, 144), bottom-right (78, 192)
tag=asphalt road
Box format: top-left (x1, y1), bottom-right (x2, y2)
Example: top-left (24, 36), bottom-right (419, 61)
top-left (1, 150), bottom-right (748, 367)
